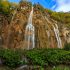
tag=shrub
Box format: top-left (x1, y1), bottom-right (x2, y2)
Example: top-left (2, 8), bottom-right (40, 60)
top-left (24, 49), bottom-right (47, 66)
top-left (0, 48), bottom-right (26, 68)
top-left (64, 43), bottom-right (70, 51)
top-left (24, 48), bottom-right (70, 67)
top-left (0, 48), bottom-right (70, 68)
top-left (52, 65), bottom-right (70, 70)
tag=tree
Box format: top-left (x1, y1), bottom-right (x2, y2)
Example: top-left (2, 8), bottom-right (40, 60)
top-left (20, 0), bottom-right (29, 3)
top-left (0, 0), bottom-right (10, 14)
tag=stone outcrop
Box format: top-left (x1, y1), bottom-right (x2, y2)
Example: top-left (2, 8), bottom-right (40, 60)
top-left (0, 14), bottom-right (9, 48)
top-left (0, 2), bottom-right (70, 49)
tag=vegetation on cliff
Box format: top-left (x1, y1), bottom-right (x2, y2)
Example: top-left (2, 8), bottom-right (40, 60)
top-left (0, 0), bottom-right (18, 14)
top-left (46, 10), bottom-right (70, 28)
top-left (0, 0), bottom-right (70, 28)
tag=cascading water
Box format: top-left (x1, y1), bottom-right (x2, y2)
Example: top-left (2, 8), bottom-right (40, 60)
top-left (25, 7), bottom-right (35, 50)
top-left (44, 17), bottom-right (62, 48)
top-left (53, 24), bottom-right (62, 48)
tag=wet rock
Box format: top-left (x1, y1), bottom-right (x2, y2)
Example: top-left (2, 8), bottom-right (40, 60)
top-left (0, 59), bottom-right (3, 65)
top-left (16, 65), bottom-right (28, 70)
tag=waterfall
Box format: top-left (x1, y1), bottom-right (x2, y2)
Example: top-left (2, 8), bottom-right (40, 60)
top-left (44, 17), bottom-right (62, 48)
top-left (53, 24), bottom-right (62, 48)
top-left (25, 7), bottom-right (35, 50)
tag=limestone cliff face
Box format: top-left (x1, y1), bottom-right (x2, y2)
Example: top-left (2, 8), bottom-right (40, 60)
top-left (0, 14), bottom-right (9, 48)
top-left (0, 3), bottom-right (70, 49)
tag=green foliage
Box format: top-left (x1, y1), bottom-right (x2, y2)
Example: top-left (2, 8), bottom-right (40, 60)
top-left (0, 0), bottom-right (18, 16)
top-left (52, 65), bottom-right (70, 70)
top-left (0, 48), bottom-right (26, 68)
top-left (46, 10), bottom-right (70, 29)
top-left (34, 4), bottom-right (45, 13)
top-left (64, 43), bottom-right (70, 51)
top-left (0, 48), bottom-right (70, 68)
top-left (20, 0), bottom-right (32, 8)
top-left (0, 0), bottom-right (10, 14)
top-left (24, 48), bottom-right (70, 67)
top-left (46, 9), bottom-right (53, 14)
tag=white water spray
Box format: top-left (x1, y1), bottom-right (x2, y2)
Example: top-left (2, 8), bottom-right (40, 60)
top-left (25, 7), bottom-right (35, 49)
top-left (44, 17), bottom-right (62, 48)
top-left (53, 24), bottom-right (62, 48)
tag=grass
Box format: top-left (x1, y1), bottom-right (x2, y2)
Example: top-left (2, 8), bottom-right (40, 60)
top-left (52, 65), bottom-right (70, 70)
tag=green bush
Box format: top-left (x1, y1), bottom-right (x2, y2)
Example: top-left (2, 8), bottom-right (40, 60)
top-left (64, 43), bottom-right (70, 51)
top-left (0, 48), bottom-right (26, 68)
top-left (24, 48), bottom-right (70, 67)
top-left (52, 65), bottom-right (70, 70)
top-left (0, 48), bottom-right (70, 68)
top-left (24, 49), bottom-right (48, 66)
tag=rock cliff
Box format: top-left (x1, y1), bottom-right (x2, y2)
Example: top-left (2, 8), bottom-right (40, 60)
top-left (0, 2), bottom-right (70, 49)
